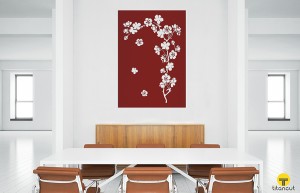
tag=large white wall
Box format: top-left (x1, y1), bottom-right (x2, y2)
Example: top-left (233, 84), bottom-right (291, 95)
top-left (247, 18), bottom-right (300, 131)
top-left (0, 18), bottom-right (53, 131)
top-left (248, 61), bottom-right (299, 130)
top-left (1, 61), bottom-right (52, 130)
top-left (73, 0), bottom-right (229, 147)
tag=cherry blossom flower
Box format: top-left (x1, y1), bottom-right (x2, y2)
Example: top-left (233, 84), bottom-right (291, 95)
top-left (141, 90), bottom-right (148, 97)
top-left (144, 18), bottom-right (152, 27)
top-left (166, 62), bottom-right (174, 71)
top-left (124, 36), bottom-right (128, 40)
top-left (163, 25), bottom-right (172, 34)
top-left (129, 27), bottom-right (137, 34)
top-left (123, 21), bottom-right (132, 27)
top-left (175, 45), bottom-right (181, 52)
top-left (161, 55), bottom-right (167, 63)
top-left (135, 39), bottom-right (144, 46)
top-left (131, 67), bottom-right (138, 74)
top-left (154, 15), bottom-right (164, 24)
top-left (169, 50), bottom-right (177, 59)
top-left (170, 78), bottom-right (177, 87)
top-left (154, 45), bottom-right (161, 55)
top-left (157, 29), bottom-right (165, 38)
top-left (159, 82), bottom-right (166, 88)
top-left (132, 22), bottom-right (141, 30)
top-left (162, 73), bottom-right (171, 83)
top-left (161, 41), bottom-right (170, 50)
top-left (171, 40), bottom-right (175, 45)
top-left (160, 68), bottom-right (166, 74)
top-left (123, 29), bottom-right (129, 34)
top-left (172, 24), bottom-right (181, 35)
top-left (151, 25), bottom-right (157, 33)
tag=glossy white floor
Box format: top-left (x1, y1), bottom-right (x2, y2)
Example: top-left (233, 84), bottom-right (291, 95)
top-left (0, 131), bottom-right (299, 193)
top-left (247, 131), bottom-right (300, 193)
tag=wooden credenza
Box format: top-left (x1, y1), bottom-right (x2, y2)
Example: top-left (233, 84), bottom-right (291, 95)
top-left (96, 124), bottom-right (204, 148)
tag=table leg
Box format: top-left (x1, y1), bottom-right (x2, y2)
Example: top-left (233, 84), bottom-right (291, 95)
top-left (166, 164), bottom-right (197, 185)
top-left (98, 164), bottom-right (136, 189)
top-left (258, 162), bottom-right (264, 193)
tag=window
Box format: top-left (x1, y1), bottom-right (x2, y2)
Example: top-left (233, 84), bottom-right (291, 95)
top-left (10, 74), bottom-right (33, 121)
top-left (267, 74), bottom-right (290, 121)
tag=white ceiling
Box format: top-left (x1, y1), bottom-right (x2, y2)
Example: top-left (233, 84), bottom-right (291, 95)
top-left (0, 0), bottom-right (55, 18)
top-left (0, 0), bottom-right (299, 18)
top-left (246, 0), bottom-right (300, 18)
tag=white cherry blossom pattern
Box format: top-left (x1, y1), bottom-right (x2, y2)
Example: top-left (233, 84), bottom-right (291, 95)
top-left (157, 29), bottom-right (165, 38)
top-left (154, 15), bottom-right (164, 24)
top-left (169, 50), bottom-right (177, 59)
top-left (166, 62), bottom-right (174, 71)
top-left (144, 18), bottom-right (152, 27)
top-left (141, 90), bottom-right (148, 97)
top-left (123, 14), bottom-right (182, 103)
top-left (135, 39), bottom-right (144, 46)
top-left (123, 21), bottom-right (132, 27)
top-left (131, 67), bottom-right (138, 74)
top-left (175, 45), bottom-right (181, 52)
top-left (151, 25), bottom-right (157, 33)
top-left (161, 41), bottom-right (170, 50)
top-left (154, 45), bottom-right (161, 55)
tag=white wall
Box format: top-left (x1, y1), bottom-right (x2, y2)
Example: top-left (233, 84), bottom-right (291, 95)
top-left (1, 61), bottom-right (52, 130)
top-left (0, 35), bottom-right (52, 60)
top-left (248, 35), bottom-right (300, 60)
top-left (248, 18), bottom-right (300, 35)
top-left (248, 61), bottom-right (299, 130)
top-left (0, 17), bottom-right (53, 131)
top-left (53, 0), bottom-right (74, 151)
top-left (0, 18), bottom-right (52, 35)
top-left (73, 0), bottom-right (229, 147)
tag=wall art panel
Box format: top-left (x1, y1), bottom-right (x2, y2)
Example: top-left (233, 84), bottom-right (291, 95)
top-left (118, 10), bottom-right (186, 108)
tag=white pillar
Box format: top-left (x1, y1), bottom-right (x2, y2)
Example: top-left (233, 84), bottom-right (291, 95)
top-left (53, 0), bottom-right (74, 152)
top-left (227, 0), bottom-right (246, 151)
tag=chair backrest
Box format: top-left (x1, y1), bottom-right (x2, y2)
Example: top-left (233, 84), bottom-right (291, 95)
top-left (83, 144), bottom-right (115, 172)
top-left (190, 144), bottom-right (220, 148)
top-left (84, 144), bottom-right (114, 148)
top-left (33, 167), bottom-right (84, 193)
top-left (123, 167), bottom-right (172, 193)
top-left (136, 144), bottom-right (166, 148)
top-left (207, 167), bottom-right (259, 193)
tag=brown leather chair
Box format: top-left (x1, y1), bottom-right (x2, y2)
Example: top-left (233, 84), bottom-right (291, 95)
top-left (33, 166), bottom-right (98, 193)
top-left (188, 144), bottom-right (222, 179)
top-left (81, 144), bottom-right (116, 191)
top-left (122, 167), bottom-right (174, 193)
top-left (136, 144), bottom-right (165, 167)
top-left (197, 167), bottom-right (259, 193)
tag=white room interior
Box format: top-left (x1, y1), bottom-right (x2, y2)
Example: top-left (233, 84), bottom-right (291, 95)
top-left (0, 0), bottom-right (299, 192)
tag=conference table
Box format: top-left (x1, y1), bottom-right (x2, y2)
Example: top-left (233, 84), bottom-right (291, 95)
top-left (40, 148), bottom-right (263, 192)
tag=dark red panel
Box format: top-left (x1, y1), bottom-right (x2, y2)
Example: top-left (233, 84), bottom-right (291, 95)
top-left (118, 10), bottom-right (186, 108)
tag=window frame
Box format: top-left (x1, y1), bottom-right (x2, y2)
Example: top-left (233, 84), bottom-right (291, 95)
top-left (267, 74), bottom-right (290, 121)
top-left (10, 74), bottom-right (33, 121)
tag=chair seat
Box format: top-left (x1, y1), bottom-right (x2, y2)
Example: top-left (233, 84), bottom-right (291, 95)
top-left (81, 165), bottom-right (115, 179)
top-left (188, 164), bottom-right (222, 178)
top-left (127, 182), bottom-right (169, 193)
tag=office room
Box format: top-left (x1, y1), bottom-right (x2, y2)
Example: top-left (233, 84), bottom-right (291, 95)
top-left (0, 0), bottom-right (299, 192)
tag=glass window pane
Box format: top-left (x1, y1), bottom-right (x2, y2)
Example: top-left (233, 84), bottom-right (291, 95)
top-left (268, 76), bottom-right (284, 101)
top-left (16, 76), bottom-right (33, 101)
top-left (16, 102), bottom-right (33, 118)
top-left (268, 102), bottom-right (284, 118)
